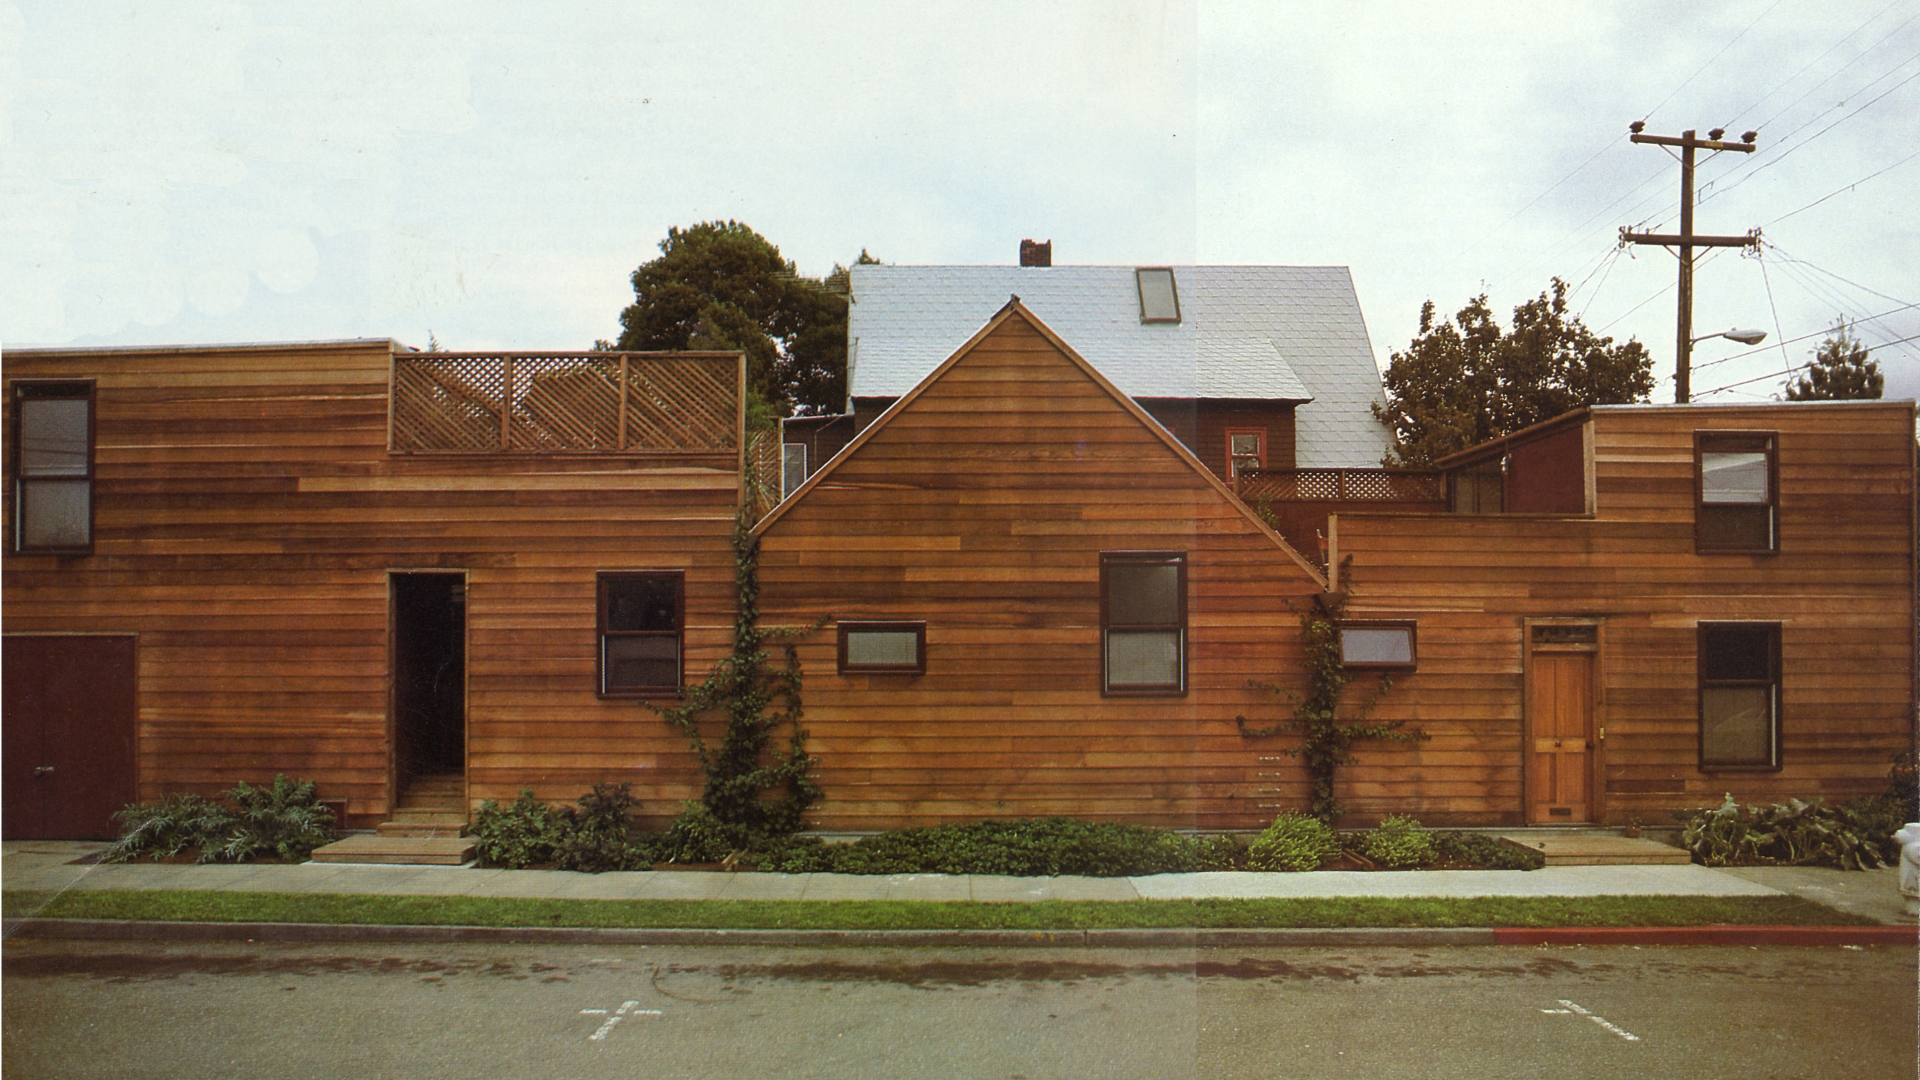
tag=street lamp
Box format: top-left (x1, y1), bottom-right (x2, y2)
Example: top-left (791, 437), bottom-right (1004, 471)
top-left (1692, 328), bottom-right (1767, 346)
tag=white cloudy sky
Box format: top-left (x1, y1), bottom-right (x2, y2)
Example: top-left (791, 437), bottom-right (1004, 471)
top-left (5, 0), bottom-right (1917, 402)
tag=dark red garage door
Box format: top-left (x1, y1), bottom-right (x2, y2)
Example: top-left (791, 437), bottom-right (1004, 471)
top-left (3, 635), bottom-right (138, 840)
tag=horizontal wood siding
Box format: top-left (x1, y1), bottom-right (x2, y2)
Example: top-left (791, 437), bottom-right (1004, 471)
top-left (1333, 402), bottom-right (1915, 826)
top-left (757, 312), bottom-right (1323, 831)
top-left (3, 344), bottom-right (736, 823)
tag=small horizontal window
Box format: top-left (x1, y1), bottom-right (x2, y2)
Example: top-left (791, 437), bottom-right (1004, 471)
top-left (838, 621), bottom-right (926, 675)
top-left (1338, 621), bottom-right (1417, 670)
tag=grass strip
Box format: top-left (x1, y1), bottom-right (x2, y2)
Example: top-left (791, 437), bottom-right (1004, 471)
top-left (1, 889), bottom-right (1873, 930)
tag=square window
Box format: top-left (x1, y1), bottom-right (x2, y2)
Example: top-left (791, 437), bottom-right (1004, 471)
top-left (838, 621), bottom-right (926, 675)
top-left (1102, 552), bottom-right (1186, 695)
top-left (1338, 621), bottom-right (1417, 670)
top-left (597, 571), bottom-right (683, 696)
top-left (10, 381), bottom-right (94, 554)
top-left (1698, 622), bottom-right (1780, 769)
top-left (1135, 268), bottom-right (1181, 323)
top-left (1696, 432), bottom-right (1776, 553)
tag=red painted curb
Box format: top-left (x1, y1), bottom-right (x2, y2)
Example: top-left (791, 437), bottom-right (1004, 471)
top-left (1492, 925), bottom-right (1918, 946)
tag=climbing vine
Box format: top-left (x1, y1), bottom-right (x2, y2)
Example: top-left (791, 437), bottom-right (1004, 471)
top-left (1237, 574), bottom-right (1424, 823)
top-left (656, 507), bottom-right (822, 840)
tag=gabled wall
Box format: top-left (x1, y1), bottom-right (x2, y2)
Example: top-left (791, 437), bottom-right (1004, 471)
top-left (755, 306), bottom-right (1327, 831)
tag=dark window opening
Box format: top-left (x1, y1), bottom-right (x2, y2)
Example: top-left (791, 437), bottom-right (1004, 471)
top-left (838, 621), bottom-right (926, 674)
top-left (10, 380), bottom-right (94, 554)
top-left (392, 573), bottom-right (466, 780)
top-left (1697, 432), bottom-right (1777, 553)
top-left (598, 571), bottom-right (684, 696)
top-left (1698, 622), bottom-right (1781, 769)
top-left (1450, 458), bottom-right (1504, 515)
top-left (1102, 552), bottom-right (1186, 695)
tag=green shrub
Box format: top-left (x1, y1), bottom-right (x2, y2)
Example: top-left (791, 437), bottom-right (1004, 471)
top-left (752, 818), bottom-right (1238, 877)
top-left (1677, 794), bottom-right (1891, 871)
top-left (1432, 831), bottom-right (1545, 870)
top-left (1247, 812), bottom-right (1341, 871)
top-left (106, 775), bottom-right (335, 864)
top-left (1359, 815), bottom-right (1436, 869)
top-left (663, 801), bottom-right (741, 864)
top-left (472, 789), bottom-right (567, 868)
top-left (553, 783), bottom-right (656, 873)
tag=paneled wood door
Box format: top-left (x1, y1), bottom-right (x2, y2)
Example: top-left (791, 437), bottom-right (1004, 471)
top-left (2, 635), bottom-right (138, 839)
top-left (1527, 650), bottom-right (1594, 823)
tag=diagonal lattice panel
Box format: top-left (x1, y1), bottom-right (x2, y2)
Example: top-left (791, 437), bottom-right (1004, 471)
top-left (391, 357), bottom-right (505, 451)
top-left (625, 356), bottom-right (737, 452)
top-left (516, 356), bottom-right (622, 450)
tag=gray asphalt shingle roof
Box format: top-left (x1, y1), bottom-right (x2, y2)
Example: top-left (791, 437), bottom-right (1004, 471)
top-left (847, 264), bottom-right (1393, 467)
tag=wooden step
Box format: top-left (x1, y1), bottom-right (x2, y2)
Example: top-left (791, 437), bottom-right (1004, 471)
top-left (310, 835), bottom-right (475, 865)
top-left (378, 812), bottom-right (469, 838)
top-left (1498, 832), bottom-right (1693, 865)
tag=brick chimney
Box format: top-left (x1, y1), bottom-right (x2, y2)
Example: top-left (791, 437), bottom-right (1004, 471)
top-left (1019, 239), bottom-right (1052, 267)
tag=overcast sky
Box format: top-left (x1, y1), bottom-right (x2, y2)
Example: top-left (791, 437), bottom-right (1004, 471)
top-left (6, 0), bottom-right (1916, 402)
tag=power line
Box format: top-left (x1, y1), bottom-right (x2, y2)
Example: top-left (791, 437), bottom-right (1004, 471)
top-left (1764, 150), bottom-right (1920, 226)
top-left (1695, 331), bottom-right (1920, 396)
top-left (1642, 0), bottom-right (1789, 126)
top-left (1766, 243), bottom-right (1916, 308)
top-left (1722, 0), bottom-right (1912, 128)
top-left (1691, 300), bottom-right (1920, 371)
top-left (1702, 56), bottom-right (1920, 206)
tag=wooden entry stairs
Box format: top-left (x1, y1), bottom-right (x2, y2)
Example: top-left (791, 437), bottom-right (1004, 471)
top-left (310, 773), bottom-right (475, 865)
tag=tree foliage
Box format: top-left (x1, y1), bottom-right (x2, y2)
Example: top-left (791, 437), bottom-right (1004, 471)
top-left (1785, 318), bottom-right (1883, 400)
top-left (612, 222), bottom-right (870, 419)
top-left (1373, 278), bottom-right (1654, 466)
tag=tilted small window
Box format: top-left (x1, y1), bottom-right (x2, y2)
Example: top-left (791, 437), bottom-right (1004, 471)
top-left (1136, 268), bottom-right (1181, 324)
top-left (1697, 432), bottom-right (1777, 553)
top-left (10, 380), bottom-right (95, 554)
top-left (1338, 621), bottom-right (1417, 671)
top-left (597, 571), bottom-right (684, 696)
top-left (838, 621), bottom-right (926, 675)
top-left (1698, 622), bottom-right (1781, 769)
top-left (1102, 552), bottom-right (1186, 695)
top-left (782, 443), bottom-right (807, 500)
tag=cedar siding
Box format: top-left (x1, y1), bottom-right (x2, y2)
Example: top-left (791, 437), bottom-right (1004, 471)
top-left (2, 342), bottom-right (739, 827)
top-left (1331, 401), bottom-right (1916, 826)
top-left (754, 304), bottom-right (1327, 831)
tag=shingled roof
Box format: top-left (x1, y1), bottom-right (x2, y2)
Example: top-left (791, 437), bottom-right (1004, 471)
top-left (846, 264), bottom-right (1394, 468)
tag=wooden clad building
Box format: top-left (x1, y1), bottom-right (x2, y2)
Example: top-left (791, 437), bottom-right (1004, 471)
top-left (1323, 401), bottom-right (1917, 826)
top-left (3, 340), bottom-right (743, 837)
top-left (753, 301), bottom-right (1329, 831)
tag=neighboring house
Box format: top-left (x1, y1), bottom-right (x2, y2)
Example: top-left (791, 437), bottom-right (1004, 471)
top-left (779, 257), bottom-right (1394, 498)
top-left (755, 300), bottom-right (1330, 831)
top-left (1312, 400), bottom-right (1917, 826)
top-left (3, 341), bottom-right (744, 838)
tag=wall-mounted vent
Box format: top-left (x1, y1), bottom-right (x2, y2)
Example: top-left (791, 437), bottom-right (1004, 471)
top-left (1136, 267), bottom-right (1180, 323)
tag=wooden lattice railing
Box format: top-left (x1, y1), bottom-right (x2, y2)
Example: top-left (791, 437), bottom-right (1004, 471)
top-left (390, 352), bottom-right (741, 453)
top-left (1236, 467), bottom-right (1445, 503)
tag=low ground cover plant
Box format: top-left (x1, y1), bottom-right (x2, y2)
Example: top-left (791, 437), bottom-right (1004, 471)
top-left (1357, 814), bottom-right (1438, 869)
top-left (107, 775), bottom-right (336, 864)
top-left (1672, 754), bottom-right (1918, 871)
top-left (1247, 812), bottom-right (1341, 871)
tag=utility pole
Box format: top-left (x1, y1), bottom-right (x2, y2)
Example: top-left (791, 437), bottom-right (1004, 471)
top-left (1619, 124), bottom-right (1761, 403)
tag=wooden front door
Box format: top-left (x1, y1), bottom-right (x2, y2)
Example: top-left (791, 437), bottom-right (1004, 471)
top-left (2, 635), bottom-right (138, 840)
top-left (1527, 650), bottom-right (1594, 823)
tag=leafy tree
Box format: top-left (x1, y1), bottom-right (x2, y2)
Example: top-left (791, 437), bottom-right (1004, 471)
top-left (1785, 318), bottom-right (1883, 400)
top-left (612, 222), bottom-right (867, 419)
top-left (1373, 278), bottom-right (1654, 466)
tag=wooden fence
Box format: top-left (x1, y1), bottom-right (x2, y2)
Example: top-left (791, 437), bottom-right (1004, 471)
top-left (390, 351), bottom-right (741, 454)
top-left (1236, 467), bottom-right (1445, 503)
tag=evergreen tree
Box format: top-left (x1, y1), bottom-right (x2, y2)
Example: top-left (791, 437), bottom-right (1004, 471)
top-left (1785, 318), bottom-right (1883, 400)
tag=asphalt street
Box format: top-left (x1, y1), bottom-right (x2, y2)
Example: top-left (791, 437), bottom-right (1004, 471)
top-left (4, 939), bottom-right (1913, 1079)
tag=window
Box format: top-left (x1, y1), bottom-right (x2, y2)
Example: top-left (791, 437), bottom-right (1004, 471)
top-left (1696, 431), bottom-right (1776, 553)
top-left (597, 572), bottom-right (683, 696)
top-left (1102, 552), bottom-right (1186, 695)
top-left (782, 443), bottom-right (807, 500)
top-left (838, 621), bottom-right (926, 675)
top-left (1450, 458), bottom-right (1504, 515)
top-left (1698, 622), bottom-right (1780, 769)
top-left (1135, 268), bottom-right (1181, 323)
top-left (1226, 429), bottom-right (1265, 479)
top-left (1338, 621), bottom-right (1417, 670)
top-left (10, 380), bottom-right (94, 554)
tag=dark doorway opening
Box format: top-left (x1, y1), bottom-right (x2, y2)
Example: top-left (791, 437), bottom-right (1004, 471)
top-left (391, 574), bottom-right (465, 786)
top-left (3, 635), bottom-right (138, 839)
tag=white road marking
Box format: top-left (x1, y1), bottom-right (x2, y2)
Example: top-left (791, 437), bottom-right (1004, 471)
top-left (1552, 999), bottom-right (1641, 1042)
top-left (582, 999), bottom-right (664, 1041)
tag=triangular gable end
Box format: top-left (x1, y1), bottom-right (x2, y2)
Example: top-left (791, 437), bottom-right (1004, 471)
top-left (754, 298), bottom-right (1328, 588)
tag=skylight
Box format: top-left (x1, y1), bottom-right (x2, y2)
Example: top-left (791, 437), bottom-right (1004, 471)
top-left (1136, 267), bottom-right (1180, 323)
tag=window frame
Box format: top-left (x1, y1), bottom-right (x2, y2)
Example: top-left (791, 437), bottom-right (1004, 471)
top-left (595, 570), bottom-right (685, 698)
top-left (1225, 427), bottom-right (1266, 480)
top-left (1695, 430), bottom-right (1778, 554)
top-left (1336, 620), bottom-right (1419, 672)
top-left (1696, 621), bottom-right (1782, 771)
top-left (1135, 267), bottom-right (1182, 324)
top-left (9, 379), bottom-right (96, 556)
top-left (836, 620), bottom-right (927, 676)
top-left (781, 442), bottom-right (807, 501)
top-left (1100, 550), bottom-right (1188, 697)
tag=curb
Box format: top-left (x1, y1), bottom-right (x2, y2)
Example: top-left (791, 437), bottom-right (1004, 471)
top-left (5, 919), bottom-right (1911, 948)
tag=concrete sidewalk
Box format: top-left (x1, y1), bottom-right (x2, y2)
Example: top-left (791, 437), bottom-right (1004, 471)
top-left (5, 840), bottom-right (1912, 925)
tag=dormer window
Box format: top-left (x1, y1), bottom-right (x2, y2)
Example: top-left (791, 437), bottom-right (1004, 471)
top-left (1136, 268), bottom-right (1180, 323)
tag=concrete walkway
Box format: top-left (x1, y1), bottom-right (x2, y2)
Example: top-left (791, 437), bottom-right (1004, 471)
top-left (4, 840), bottom-right (1911, 924)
